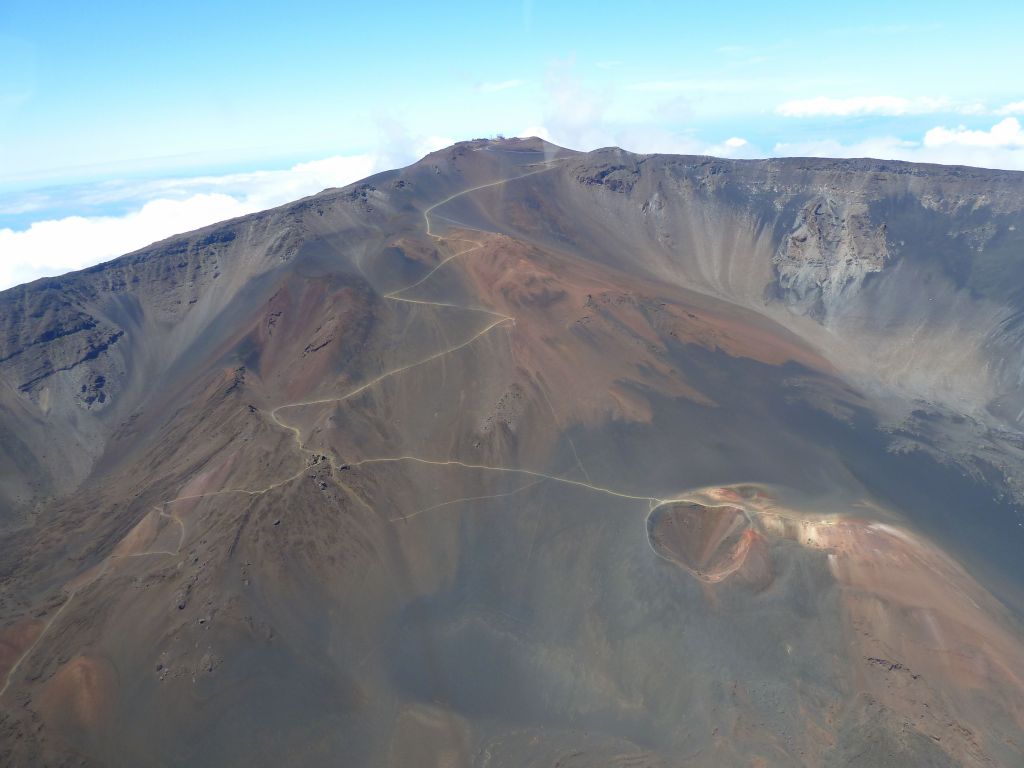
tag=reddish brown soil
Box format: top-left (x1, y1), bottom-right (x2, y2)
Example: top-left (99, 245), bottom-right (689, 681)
top-left (647, 502), bottom-right (751, 581)
top-left (0, 617), bottom-right (44, 683)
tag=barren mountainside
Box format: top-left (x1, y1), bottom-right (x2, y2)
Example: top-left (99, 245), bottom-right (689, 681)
top-left (1, 137), bottom-right (1023, 766)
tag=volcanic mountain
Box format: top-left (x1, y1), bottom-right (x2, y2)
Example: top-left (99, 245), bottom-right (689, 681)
top-left (1, 137), bottom-right (1023, 766)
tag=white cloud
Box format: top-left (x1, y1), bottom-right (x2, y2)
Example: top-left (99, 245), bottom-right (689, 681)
top-left (924, 118), bottom-right (1024, 148)
top-left (703, 136), bottom-right (758, 158)
top-left (0, 153), bottom-right (381, 290)
top-left (996, 100), bottom-right (1024, 116)
top-left (545, 59), bottom-right (606, 129)
top-left (476, 79), bottom-right (525, 93)
top-left (522, 120), bottom-right (759, 160)
top-left (412, 135), bottom-right (456, 156)
top-left (777, 95), bottom-right (951, 117)
top-left (773, 119), bottom-right (1024, 170)
top-left (0, 195), bottom-right (247, 289)
top-left (517, 125), bottom-right (553, 142)
top-left (524, 61), bottom-right (765, 158)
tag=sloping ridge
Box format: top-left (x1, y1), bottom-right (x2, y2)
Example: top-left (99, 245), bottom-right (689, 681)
top-left (0, 137), bottom-right (1023, 767)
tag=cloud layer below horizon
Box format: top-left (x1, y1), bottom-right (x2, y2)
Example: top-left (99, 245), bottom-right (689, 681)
top-left (0, 154), bottom-right (390, 290)
top-left (3, 108), bottom-right (1024, 291)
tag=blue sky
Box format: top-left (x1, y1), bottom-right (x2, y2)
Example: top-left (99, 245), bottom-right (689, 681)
top-left (2, 0), bottom-right (1023, 288)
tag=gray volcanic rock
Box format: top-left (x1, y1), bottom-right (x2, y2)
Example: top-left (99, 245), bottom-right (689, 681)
top-left (772, 196), bottom-right (891, 320)
top-left (0, 137), bottom-right (1023, 767)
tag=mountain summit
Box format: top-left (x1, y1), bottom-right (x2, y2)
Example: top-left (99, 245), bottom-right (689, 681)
top-left (2, 137), bottom-right (1023, 766)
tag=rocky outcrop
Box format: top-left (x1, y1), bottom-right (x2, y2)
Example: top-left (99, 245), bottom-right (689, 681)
top-left (772, 196), bottom-right (891, 321)
top-left (0, 285), bottom-right (125, 406)
top-left (573, 151), bottom-right (645, 194)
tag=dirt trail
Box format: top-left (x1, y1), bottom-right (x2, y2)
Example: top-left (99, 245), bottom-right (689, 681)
top-left (9, 159), bottom-right (825, 701)
top-left (0, 162), bottom-right (563, 700)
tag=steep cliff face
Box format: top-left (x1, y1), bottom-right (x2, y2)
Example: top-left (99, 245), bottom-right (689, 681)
top-left (1, 139), bottom-right (1023, 768)
top-left (772, 196), bottom-right (891, 320)
top-left (472, 150), bottom-right (1024, 422)
top-left (0, 190), bottom-right (387, 512)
